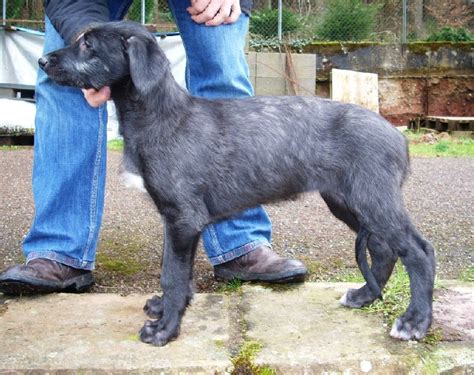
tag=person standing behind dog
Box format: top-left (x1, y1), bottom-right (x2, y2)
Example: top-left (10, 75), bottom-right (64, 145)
top-left (0, 0), bottom-right (307, 295)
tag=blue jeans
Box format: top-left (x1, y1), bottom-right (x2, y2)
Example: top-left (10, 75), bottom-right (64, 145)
top-left (23, 1), bottom-right (272, 270)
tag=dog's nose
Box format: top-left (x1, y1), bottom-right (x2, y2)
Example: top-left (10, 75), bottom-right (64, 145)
top-left (38, 56), bottom-right (49, 69)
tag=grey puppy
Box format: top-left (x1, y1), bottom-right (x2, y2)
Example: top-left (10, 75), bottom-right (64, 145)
top-left (39, 21), bottom-right (436, 346)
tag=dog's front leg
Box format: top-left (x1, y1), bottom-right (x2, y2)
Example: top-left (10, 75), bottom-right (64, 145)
top-left (139, 220), bottom-right (199, 346)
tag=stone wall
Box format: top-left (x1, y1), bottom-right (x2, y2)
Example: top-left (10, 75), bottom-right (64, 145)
top-left (301, 42), bottom-right (474, 125)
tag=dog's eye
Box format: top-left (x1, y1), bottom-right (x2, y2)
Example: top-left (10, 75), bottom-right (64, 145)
top-left (82, 39), bottom-right (92, 49)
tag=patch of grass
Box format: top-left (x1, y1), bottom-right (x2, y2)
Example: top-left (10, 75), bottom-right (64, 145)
top-left (218, 278), bottom-right (244, 294)
top-left (421, 328), bottom-right (444, 346)
top-left (107, 139), bottom-right (124, 151)
top-left (214, 339), bottom-right (225, 349)
top-left (96, 253), bottom-right (142, 276)
top-left (329, 268), bottom-right (365, 283)
top-left (231, 340), bottom-right (276, 375)
top-left (96, 237), bottom-right (146, 276)
top-left (458, 266), bottom-right (474, 282)
top-left (404, 130), bottom-right (474, 157)
top-left (304, 260), bottom-right (329, 279)
top-left (362, 262), bottom-right (410, 326)
top-left (125, 333), bottom-right (140, 341)
top-left (0, 145), bottom-right (25, 150)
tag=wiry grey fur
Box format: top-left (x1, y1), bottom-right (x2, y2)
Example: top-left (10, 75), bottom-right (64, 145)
top-left (39, 21), bottom-right (436, 346)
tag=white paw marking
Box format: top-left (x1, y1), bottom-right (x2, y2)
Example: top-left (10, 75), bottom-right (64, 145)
top-left (390, 319), bottom-right (414, 340)
top-left (339, 292), bottom-right (349, 306)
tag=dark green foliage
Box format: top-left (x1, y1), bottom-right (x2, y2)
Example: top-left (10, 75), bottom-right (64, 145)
top-left (250, 8), bottom-right (301, 38)
top-left (127, 0), bottom-right (156, 24)
top-left (426, 27), bottom-right (473, 42)
top-left (315, 0), bottom-right (380, 41)
top-left (8, 0), bottom-right (26, 19)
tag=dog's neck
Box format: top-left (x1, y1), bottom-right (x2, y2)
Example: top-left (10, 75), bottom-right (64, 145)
top-left (111, 70), bottom-right (190, 131)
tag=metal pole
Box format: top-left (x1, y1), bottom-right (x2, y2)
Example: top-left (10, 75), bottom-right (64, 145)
top-left (401, 0), bottom-right (407, 44)
top-left (2, 0), bottom-right (6, 26)
top-left (277, 0), bottom-right (282, 41)
top-left (141, 0), bottom-right (145, 24)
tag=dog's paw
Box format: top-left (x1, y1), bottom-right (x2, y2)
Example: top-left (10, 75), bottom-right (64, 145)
top-left (390, 312), bottom-right (431, 340)
top-left (139, 318), bottom-right (179, 346)
top-left (340, 287), bottom-right (377, 308)
top-left (143, 295), bottom-right (163, 319)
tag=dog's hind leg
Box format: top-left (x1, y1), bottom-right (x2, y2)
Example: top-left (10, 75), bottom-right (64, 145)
top-left (321, 193), bottom-right (398, 308)
top-left (139, 219), bottom-right (200, 346)
top-left (351, 188), bottom-right (435, 340)
top-left (343, 234), bottom-right (398, 308)
top-left (385, 224), bottom-right (436, 340)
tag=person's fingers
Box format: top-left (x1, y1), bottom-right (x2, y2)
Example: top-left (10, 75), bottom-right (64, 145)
top-left (186, 0), bottom-right (211, 16)
top-left (205, 0), bottom-right (233, 26)
top-left (189, 0), bottom-right (223, 24)
top-left (82, 86), bottom-right (111, 108)
top-left (223, 1), bottom-right (241, 24)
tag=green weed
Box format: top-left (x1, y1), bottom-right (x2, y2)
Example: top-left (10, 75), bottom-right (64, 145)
top-left (96, 253), bottom-right (142, 276)
top-left (330, 268), bottom-right (365, 283)
top-left (107, 139), bottom-right (124, 151)
top-left (231, 340), bottom-right (276, 375)
top-left (218, 278), bottom-right (244, 294)
top-left (362, 262), bottom-right (410, 326)
top-left (458, 266), bottom-right (474, 282)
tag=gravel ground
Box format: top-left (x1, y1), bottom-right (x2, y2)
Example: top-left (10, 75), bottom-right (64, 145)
top-left (0, 148), bottom-right (472, 294)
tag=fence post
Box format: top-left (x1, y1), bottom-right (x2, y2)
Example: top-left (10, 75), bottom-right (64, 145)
top-left (277, 0), bottom-right (282, 41)
top-left (401, 0), bottom-right (407, 44)
top-left (2, 0), bottom-right (6, 26)
top-left (141, 0), bottom-right (145, 24)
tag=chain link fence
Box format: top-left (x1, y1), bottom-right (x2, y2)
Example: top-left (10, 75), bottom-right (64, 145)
top-left (2, 0), bottom-right (473, 43)
top-left (249, 0), bottom-right (474, 46)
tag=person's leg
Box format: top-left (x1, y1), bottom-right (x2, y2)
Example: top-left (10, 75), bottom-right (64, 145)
top-left (0, 17), bottom-right (107, 294)
top-left (23, 17), bottom-right (107, 269)
top-left (167, 1), bottom-right (306, 282)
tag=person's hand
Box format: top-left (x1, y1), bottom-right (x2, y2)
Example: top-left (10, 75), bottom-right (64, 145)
top-left (82, 86), bottom-right (111, 107)
top-left (187, 0), bottom-right (241, 26)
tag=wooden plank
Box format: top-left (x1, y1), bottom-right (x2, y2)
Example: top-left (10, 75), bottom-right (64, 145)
top-left (426, 116), bottom-right (474, 122)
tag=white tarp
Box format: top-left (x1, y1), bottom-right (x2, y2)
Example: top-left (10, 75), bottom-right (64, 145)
top-left (0, 28), bottom-right (187, 138)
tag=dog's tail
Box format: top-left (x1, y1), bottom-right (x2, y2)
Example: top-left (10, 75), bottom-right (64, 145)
top-left (355, 228), bottom-right (382, 300)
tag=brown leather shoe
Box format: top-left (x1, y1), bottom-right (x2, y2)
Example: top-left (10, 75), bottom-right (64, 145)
top-left (0, 258), bottom-right (94, 295)
top-left (213, 246), bottom-right (307, 283)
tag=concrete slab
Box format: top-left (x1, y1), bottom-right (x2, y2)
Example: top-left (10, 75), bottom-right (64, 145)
top-left (0, 283), bottom-right (472, 374)
top-left (242, 283), bottom-right (473, 374)
top-left (0, 293), bottom-right (231, 373)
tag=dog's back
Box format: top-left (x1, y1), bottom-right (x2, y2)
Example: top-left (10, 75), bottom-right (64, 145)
top-left (163, 95), bottom-right (409, 219)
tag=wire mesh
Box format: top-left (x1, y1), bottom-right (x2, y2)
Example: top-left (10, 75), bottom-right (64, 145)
top-left (2, 0), bottom-right (473, 43)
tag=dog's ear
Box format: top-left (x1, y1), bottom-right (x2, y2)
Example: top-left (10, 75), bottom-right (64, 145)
top-left (126, 34), bottom-right (168, 96)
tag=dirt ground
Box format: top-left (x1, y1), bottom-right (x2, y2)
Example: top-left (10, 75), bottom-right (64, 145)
top-left (0, 148), bottom-right (472, 294)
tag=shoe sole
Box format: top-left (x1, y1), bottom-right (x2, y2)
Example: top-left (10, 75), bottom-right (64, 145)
top-left (0, 273), bottom-right (94, 295)
top-left (214, 268), bottom-right (307, 284)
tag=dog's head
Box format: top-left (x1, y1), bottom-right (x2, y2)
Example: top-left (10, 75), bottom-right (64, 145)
top-left (39, 21), bottom-right (169, 96)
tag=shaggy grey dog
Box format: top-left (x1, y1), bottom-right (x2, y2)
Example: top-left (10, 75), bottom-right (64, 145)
top-left (39, 21), bottom-right (435, 346)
